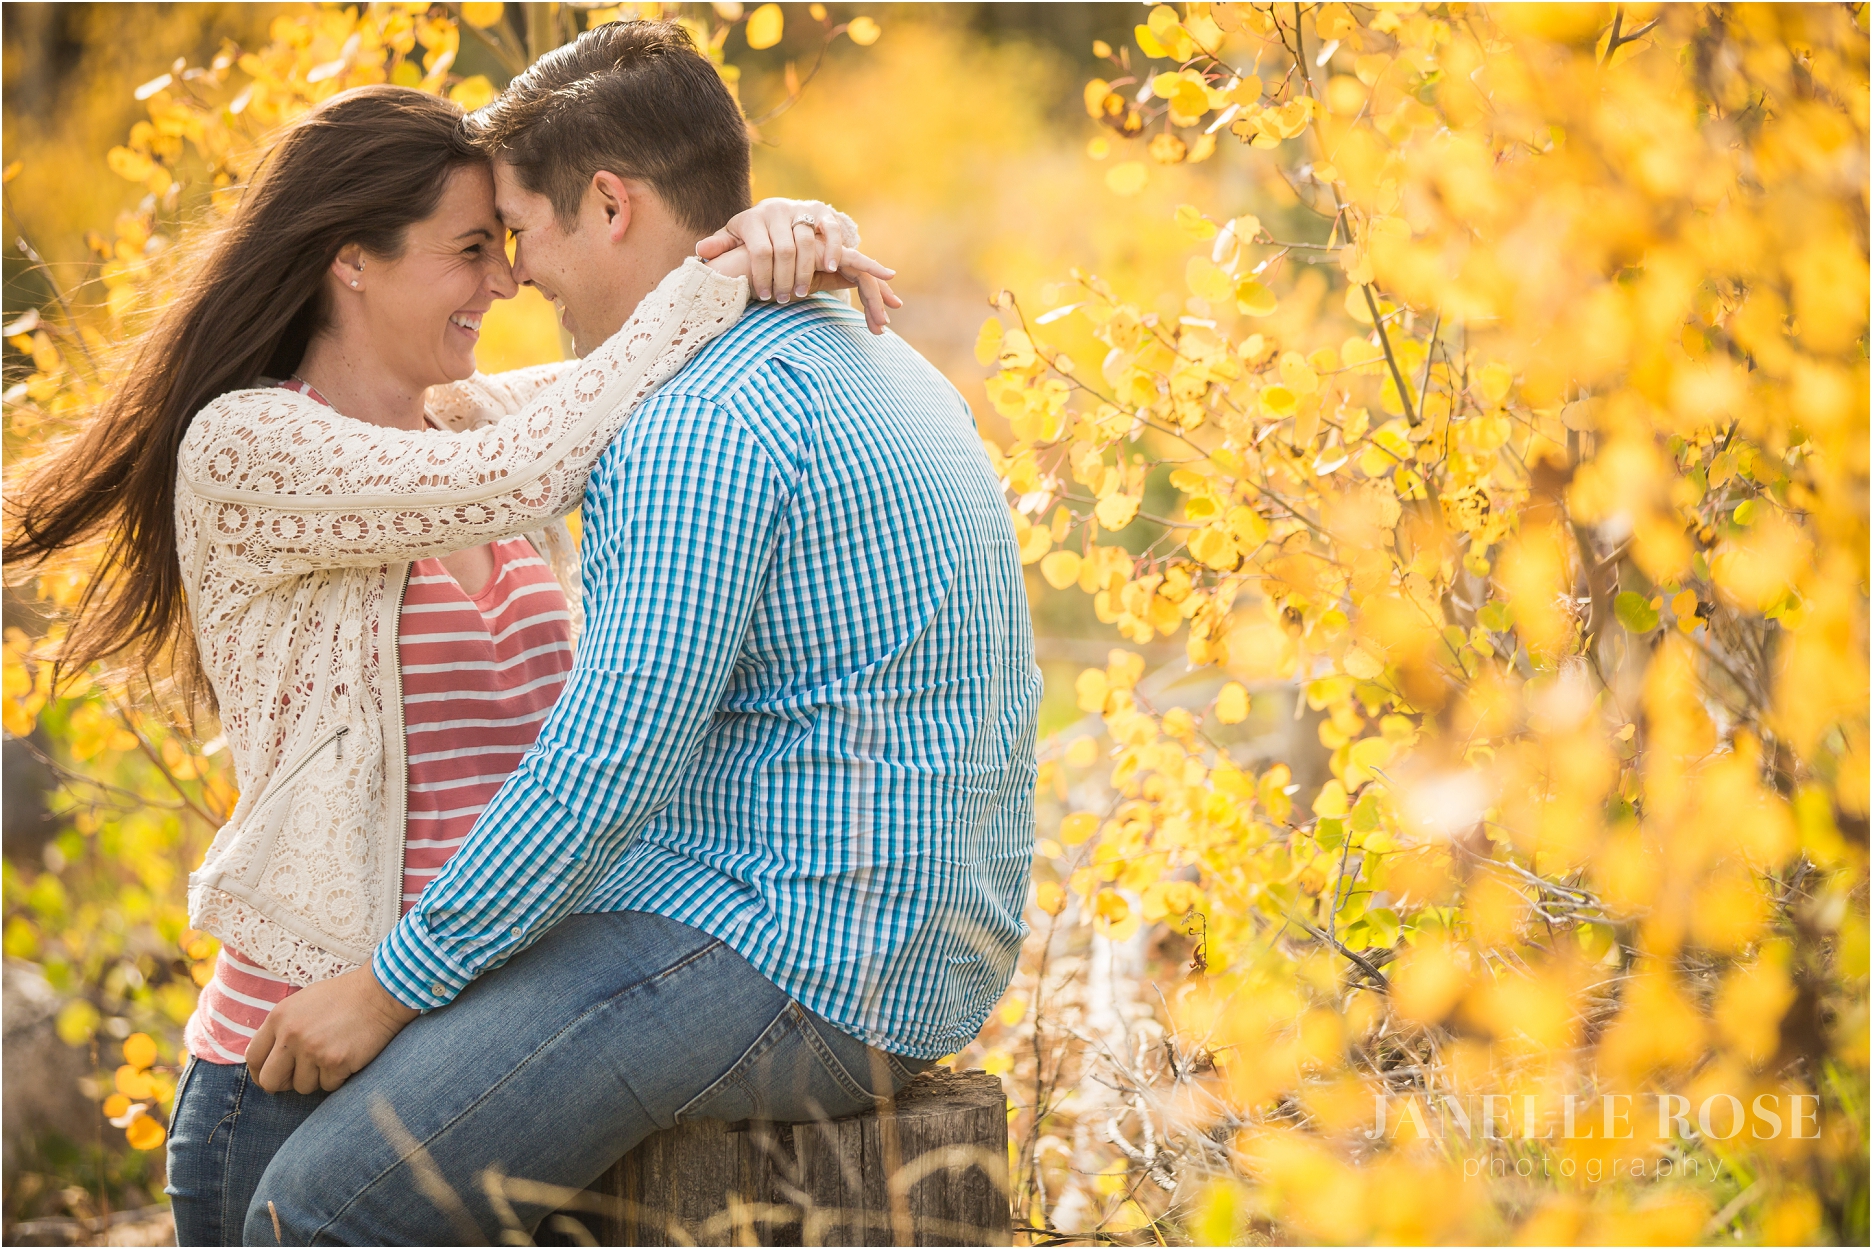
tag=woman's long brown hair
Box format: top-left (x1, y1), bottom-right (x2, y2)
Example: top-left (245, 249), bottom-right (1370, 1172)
top-left (5, 85), bottom-right (482, 707)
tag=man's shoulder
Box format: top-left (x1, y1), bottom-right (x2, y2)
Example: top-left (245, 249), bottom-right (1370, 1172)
top-left (657, 296), bottom-right (938, 409)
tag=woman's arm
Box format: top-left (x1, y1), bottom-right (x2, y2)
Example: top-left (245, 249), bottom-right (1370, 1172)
top-left (179, 258), bottom-right (746, 577)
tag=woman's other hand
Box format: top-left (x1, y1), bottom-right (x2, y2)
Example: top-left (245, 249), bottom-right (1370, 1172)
top-left (698, 199), bottom-right (903, 334)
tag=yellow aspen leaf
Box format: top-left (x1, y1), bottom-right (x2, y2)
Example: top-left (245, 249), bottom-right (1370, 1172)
top-left (1479, 360), bottom-right (1515, 403)
top-left (1235, 278), bottom-right (1277, 316)
top-left (447, 75), bottom-right (497, 112)
top-left (55, 1000), bottom-right (99, 1046)
top-left (1083, 77), bottom-right (1111, 118)
top-left (1325, 75), bottom-right (1366, 114)
top-left (1260, 383), bottom-right (1297, 416)
top-left (1175, 204), bottom-right (1217, 239)
top-left (1040, 549), bottom-right (1082, 590)
top-left (1105, 160), bottom-right (1148, 196)
top-left (1035, 881), bottom-right (1067, 915)
top-left (846, 16), bottom-right (881, 45)
top-left (122, 1032), bottom-right (157, 1070)
top-left (1094, 889), bottom-right (1133, 930)
top-left (1225, 505), bottom-right (1267, 548)
top-left (973, 317), bottom-right (1003, 367)
top-left (124, 1113), bottom-right (166, 1151)
top-left (1185, 256), bottom-right (1233, 301)
top-left (1107, 650), bottom-right (1145, 689)
top-left (1075, 668), bottom-right (1109, 713)
top-left (1134, 25), bottom-right (1169, 59)
top-left (1391, 939), bottom-right (1467, 1025)
top-left (106, 146), bottom-right (156, 182)
top-left (1189, 525), bottom-right (1240, 570)
top-left (1215, 681), bottom-right (1250, 723)
top-left (1671, 588), bottom-right (1700, 632)
top-left (1354, 53), bottom-right (1391, 85)
top-left (1149, 132), bottom-right (1188, 164)
top-left (745, 3), bottom-right (783, 49)
top-left (1095, 492), bottom-right (1140, 530)
top-left (102, 1093), bottom-right (132, 1119)
top-left (459, 2), bottom-right (504, 27)
top-left (1060, 811), bottom-right (1100, 844)
top-left (1342, 647), bottom-right (1384, 680)
top-left (1017, 526), bottom-right (1051, 564)
top-left (115, 1064), bottom-right (155, 1099)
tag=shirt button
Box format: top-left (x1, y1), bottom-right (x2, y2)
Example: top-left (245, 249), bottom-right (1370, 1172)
top-left (431, 983), bottom-right (446, 997)
top-left (510, 927), bottom-right (522, 939)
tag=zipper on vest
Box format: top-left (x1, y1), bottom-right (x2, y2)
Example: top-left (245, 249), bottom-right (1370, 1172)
top-left (259, 726), bottom-right (348, 814)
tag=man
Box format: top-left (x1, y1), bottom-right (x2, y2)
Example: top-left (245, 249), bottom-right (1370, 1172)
top-left (242, 20), bottom-right (1038, 1244)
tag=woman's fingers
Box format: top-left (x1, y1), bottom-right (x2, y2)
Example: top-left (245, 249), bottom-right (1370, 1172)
top-left (816, 211), bottom-right (846, 274)
top-left (855, 274), bottom-right (891, 334)
top-left (693, 228), bottom-right (740, 261)
top-left (791, 222), bottom-right (821, 301)
top-left (744, 222), bottom-right (778, 303)
top-left (836, 248), bottom-right (896, 282)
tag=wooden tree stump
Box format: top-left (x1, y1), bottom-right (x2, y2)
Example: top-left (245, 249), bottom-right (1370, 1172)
top-left (548, 1068), bottom-right (1010, 1247)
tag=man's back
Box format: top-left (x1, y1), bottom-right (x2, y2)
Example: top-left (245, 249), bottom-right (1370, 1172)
top-left (400, 295), bottom-right (1041, 1059)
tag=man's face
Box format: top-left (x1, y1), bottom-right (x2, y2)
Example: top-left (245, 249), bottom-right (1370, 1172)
top-left (494, 162), bottom-right (609, 356)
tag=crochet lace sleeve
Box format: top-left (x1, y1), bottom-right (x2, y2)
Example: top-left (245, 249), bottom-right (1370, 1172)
top-left (423, 361), bottom-right (576, 430)
top-left (178, 259), bottom-right (747, 576)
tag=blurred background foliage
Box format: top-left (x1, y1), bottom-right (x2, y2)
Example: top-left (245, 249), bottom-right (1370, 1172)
top-left (2, 2), bottom-right (1867, 1245)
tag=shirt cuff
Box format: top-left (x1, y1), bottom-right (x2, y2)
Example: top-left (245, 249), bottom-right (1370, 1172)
top-left (372, 913), bottom-right (475, 1011)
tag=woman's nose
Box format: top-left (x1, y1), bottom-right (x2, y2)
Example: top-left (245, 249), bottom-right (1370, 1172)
top-left (487, 250), bottom-right (519, 300)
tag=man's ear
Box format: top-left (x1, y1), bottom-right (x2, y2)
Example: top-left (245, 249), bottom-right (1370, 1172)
top-left (589, 171), bottom-right (634, 244)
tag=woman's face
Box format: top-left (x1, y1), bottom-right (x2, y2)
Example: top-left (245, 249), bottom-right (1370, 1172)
top-left (352, 163), bottom-right (516, 387)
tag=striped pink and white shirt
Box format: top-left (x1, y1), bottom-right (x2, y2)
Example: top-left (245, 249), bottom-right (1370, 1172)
top-left (185, 384), bottom-right (574, 1064)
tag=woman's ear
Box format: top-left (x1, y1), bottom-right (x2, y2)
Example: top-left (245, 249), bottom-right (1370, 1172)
top-left (332, 243), bottom-right (367, 291)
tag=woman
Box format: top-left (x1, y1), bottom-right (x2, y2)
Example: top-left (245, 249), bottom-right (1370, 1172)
top-left (3, 85), bottom-right (896, 1246)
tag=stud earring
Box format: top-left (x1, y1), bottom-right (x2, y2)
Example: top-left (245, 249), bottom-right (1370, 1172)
top-left (351, 279), bottom-right (360, 288)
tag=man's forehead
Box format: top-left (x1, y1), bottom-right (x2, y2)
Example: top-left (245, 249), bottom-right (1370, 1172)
top-left (490, 163), bottom-right (539, 221)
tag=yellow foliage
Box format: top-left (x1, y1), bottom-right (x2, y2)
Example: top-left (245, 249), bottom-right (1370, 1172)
top-left (2, 3), bottom-right (1865, 1240)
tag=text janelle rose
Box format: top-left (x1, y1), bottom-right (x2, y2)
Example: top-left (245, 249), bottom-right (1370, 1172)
top-left (1368, 1091), bottom-right (1822, 1145)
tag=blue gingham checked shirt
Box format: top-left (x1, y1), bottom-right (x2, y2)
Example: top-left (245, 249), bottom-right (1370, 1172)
top-left (374, 296), bottom-right (1041, 1059)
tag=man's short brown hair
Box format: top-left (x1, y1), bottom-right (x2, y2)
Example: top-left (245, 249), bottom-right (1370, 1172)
top-left (468, 21), bottom-right (751, 234)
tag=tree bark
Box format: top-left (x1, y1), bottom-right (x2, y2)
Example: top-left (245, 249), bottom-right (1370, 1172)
top-left (550, 1068), bottom-right (1010, 1247)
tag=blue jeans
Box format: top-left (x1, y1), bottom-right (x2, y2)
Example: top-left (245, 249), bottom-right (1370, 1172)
top-left (166, 1057), bottom-right (327, 1245)
top-left (241, 911), bottom-right (932, 1245)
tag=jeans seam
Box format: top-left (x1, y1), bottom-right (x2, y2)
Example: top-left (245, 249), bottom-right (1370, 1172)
top-left (219, 1065), bottom-right (249, 1243)
top-left (672, 999), bottom-right (792, 1124)
top-left (305, 935), bottom-right (727, 1243)
top-left (882, 1049), bottom-right (920, 1085)
top-left (792, 1004), bottom-right (887, 1110)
